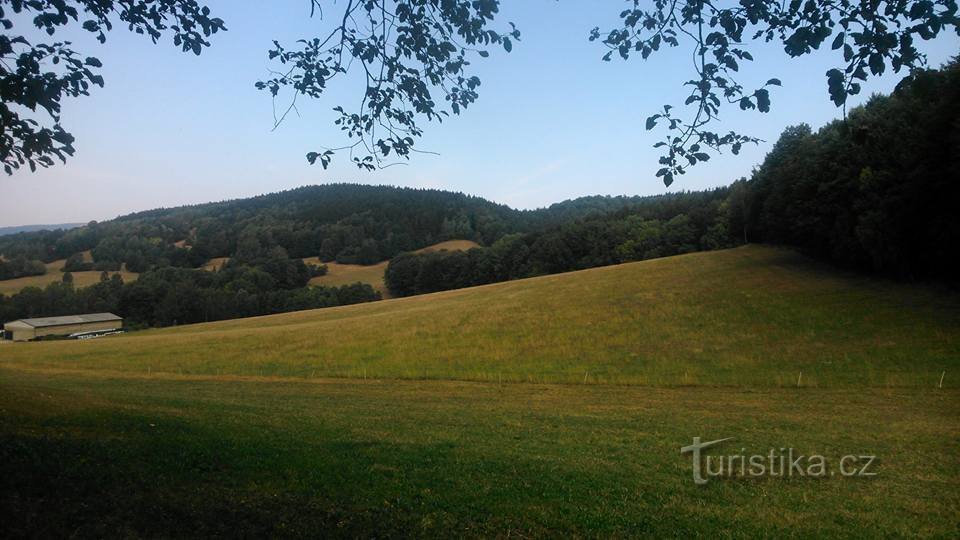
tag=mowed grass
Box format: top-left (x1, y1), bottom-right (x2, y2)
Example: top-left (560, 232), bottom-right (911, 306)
top-left (0, 369), bottom-right (956, 537)
top-left (304, 239), bottom-right (480, 297)
top-left (0, 251), bottom-right (138, 295)
top-left (2, 245), bottom-right (959, 536)
top-left (4, 245), bottom-right (957, 388)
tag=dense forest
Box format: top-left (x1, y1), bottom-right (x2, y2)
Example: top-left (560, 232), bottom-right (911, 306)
top-left (1, 61), bottom-right (957, 328)
top-left (742, 62), bottom-right (959, 281)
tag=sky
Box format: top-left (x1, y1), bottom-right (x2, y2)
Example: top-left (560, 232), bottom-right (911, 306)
top-left (1, 1), bottom-right (957, 227)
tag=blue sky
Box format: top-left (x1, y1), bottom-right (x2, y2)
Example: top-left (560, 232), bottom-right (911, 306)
top-left (1, 1), bottom-right (957, 226)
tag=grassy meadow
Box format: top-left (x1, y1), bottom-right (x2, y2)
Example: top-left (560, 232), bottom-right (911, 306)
top-left (4, 245), bottom-right (956, 387)
top-left (1, 245), bottom-right (958, 536)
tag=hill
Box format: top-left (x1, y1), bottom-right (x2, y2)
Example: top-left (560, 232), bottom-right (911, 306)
top-left (1, 246), bottom-right (957, 536)
top-left (5, 245), bottom-right (956, 387)
top-left (0, 223), bottom-right (83, 237)
top-left (0, 184), bottom-right (715, 272)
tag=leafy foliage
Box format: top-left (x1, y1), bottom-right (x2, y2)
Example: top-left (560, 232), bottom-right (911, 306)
top-left (0, 0), bottom-right (224, 173)
top-left (256, 0), bottom-right (519, 170)
top-left (3, 1), bottom-right (955, 185)
top-left (0, 253), bottom-right (44, 279)
top-left (593, 0), bottom-right (958, 185)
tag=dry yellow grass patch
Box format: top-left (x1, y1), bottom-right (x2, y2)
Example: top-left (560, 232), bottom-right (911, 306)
top-left (413, 239), bottom-right (480, 253)
top-left (202, 257), bottom-right (230, 271)
top-left (304, 258), bottom-right (391, 296)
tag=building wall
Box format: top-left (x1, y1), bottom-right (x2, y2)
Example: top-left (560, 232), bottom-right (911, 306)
top-left (3, 322), bottom-right (34, 342)
top-left (9, 327), bottom-right (35, 341)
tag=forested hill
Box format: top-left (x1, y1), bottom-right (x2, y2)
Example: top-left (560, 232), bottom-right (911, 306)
top-left (0, 223), bottom-right (83, 237)
top-left (0, 184), bottom-right (718, 273)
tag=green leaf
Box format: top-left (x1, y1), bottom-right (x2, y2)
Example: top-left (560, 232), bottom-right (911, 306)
top-left (868, 53), bottom-right (884, 76)
top-left (755, 89), bottom-right (771, 112)
top-left (831, 32), bottom-right (845, 50)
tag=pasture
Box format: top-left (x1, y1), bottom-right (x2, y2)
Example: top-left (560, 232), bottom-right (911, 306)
top-left (1, 245), bottom-right (958, 536)
top-left (4, 246), bottom-right (956, 388)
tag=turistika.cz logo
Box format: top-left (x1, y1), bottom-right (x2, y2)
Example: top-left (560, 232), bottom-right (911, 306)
top-left (680, 437), bottom-right (877, 485)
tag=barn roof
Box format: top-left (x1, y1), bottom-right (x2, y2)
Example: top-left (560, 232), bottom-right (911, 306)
top-left (9, 313), bottom-right (122, 328)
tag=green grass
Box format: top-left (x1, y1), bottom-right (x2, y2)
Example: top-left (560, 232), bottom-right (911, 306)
top-left (4, 245), bottom-right (957, 388)
top-left (1, 370), bottom-right (956, 537)
top-left (1, 245), bottom-right (958, 537)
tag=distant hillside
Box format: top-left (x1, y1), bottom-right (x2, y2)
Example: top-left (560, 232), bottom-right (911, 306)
top-left (0, 223), bottom-right (82, 237)
top-left (0, 184), bottom-right (723, 272)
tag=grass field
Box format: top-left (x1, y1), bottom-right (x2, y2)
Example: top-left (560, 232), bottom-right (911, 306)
top-left (0, 251), bottom-right (138, 295)
top-left (1, 245), bottom-right (958, 536)
top-left (305, 239), bottom-right (480, 297)
top-left (5, 245), bottom-right (956, 387)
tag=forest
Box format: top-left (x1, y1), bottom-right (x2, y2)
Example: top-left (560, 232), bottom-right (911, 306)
top-left (1, 61), bottom-right (957, 326)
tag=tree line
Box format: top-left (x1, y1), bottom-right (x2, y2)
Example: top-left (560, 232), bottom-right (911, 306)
top-left (0, 255), bottom-right (46, 280)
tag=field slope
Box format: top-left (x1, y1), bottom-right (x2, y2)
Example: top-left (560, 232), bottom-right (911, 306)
top-left (1, 245), bottom-right (958, 537)
top-left (4, 245), bottom-right (956, 387)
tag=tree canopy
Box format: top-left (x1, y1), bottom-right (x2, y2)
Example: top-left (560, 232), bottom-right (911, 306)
top-left (0, 0), bottom-right (225, 174)
top-left (1, 1), bottom-right (957, 184)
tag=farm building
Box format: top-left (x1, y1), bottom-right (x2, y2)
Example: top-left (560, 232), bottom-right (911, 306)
top-left (2, 313), bottom-right (123, 342)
